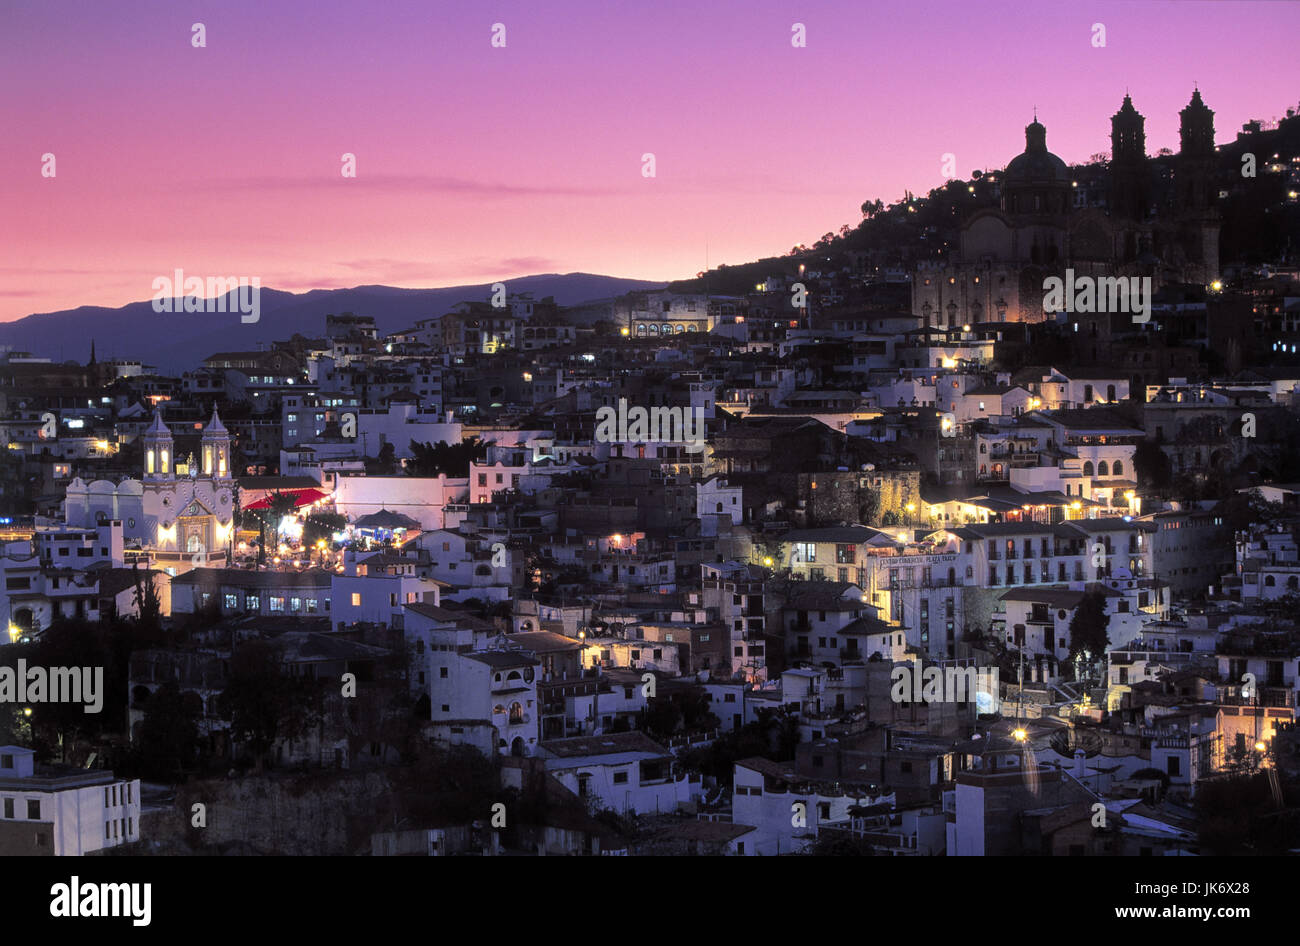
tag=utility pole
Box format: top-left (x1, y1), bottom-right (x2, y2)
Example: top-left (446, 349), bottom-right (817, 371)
top-left (1018, 640), bottom-right (1024, 729)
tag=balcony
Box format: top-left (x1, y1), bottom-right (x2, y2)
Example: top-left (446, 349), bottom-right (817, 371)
top-left (1220, 685), bottom-right (1295, 708)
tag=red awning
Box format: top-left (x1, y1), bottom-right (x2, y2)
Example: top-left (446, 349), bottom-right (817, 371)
top-left (242, 488), bottom-right (328, 511)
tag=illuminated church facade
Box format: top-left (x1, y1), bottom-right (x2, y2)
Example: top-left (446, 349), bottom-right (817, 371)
top-left (912, 90), bottom-right (1222, 328)
top-left (64, 406), bottom-right (235, 571)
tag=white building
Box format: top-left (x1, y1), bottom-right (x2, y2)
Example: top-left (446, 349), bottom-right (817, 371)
top-left (539, 731), bottom-right (698, 815)
top-left (333, 474), bottom-right (468, 530)
top-left (696, 476), bottom-right (744, 526)
top-left (355, 403), bottom-right (461, 459)
top-left (731, 757), bottom-right (895, 856)
top-left (0, 747), bottom-right (140, 855)
top-left (330, 551), bottom-right (446, 627)
top-left (469, 461), bottom-right (528, 504)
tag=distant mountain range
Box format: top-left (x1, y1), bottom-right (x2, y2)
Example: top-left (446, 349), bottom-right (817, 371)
top-left (0, 273), bottom-right (666, 373)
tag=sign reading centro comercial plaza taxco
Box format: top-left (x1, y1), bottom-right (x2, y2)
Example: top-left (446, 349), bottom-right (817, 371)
top-left (872, 553), bottom-right (959, 567)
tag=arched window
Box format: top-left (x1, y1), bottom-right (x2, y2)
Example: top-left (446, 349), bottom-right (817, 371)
top-left (1112, 460), bottom-right (1123, 476)
top-left (509, 702), bottom-right (524, 724)
top-left (716, 503), bottom-right (723, 513)
top-left (1083, 461), bottom-right (1094, 476)
top-left (1098, 461), bottom-right (1109, 476)
top-left (648, 324), bottom-right (659, 335)
top-left (1264, 575), bottom-right (1276, 587)
top-left (636, 324), bottom-right (647, 336)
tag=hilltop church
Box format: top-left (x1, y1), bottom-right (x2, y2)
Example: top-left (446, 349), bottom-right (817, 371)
top-left (64, 406), bottom-right (235, 570)
top-left (912, 90), bottom-right (1222, 327)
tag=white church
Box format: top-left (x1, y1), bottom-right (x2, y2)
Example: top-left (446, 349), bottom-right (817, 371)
top-left (64, 406), bottom-right (235, 571)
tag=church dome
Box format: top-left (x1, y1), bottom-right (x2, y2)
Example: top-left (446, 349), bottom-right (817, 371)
top-left (1004, 119), bottom-right (1069, 185)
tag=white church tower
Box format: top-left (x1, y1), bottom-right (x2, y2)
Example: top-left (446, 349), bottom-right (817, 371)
top-left (142, 409), bottom-right (174, 481)
top-left (201, 404), bottom-right (231, 480)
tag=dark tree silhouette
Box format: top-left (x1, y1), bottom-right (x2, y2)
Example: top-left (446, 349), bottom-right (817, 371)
top-left (1068, 590), bottom-right (1110, 660)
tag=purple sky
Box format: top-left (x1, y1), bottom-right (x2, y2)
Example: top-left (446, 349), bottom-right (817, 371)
top-left (2, 0), bottom-right (1298, 321)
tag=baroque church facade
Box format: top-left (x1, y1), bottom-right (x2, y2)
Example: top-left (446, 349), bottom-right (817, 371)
top-left (912, 90), bottom-right (1222, 327)
top-left (64, 406), bottom-right (235, 571)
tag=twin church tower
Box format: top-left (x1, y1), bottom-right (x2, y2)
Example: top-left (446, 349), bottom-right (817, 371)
top-left (912, 89), bottom-right (1221, 328)
top-left (65, 405), bottom-right (236, 568)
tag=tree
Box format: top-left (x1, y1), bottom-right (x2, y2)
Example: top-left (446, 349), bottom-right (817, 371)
top-left (1222, 489), bottom-right (1286, 533)
top-left (1195, 772), bottom-right (1298, 855)
top-left (132, 563), bottom-right (162, 633)
top-left (16, 617), bottom-right (118, 756)
top-left (858, 491), bottom-right (881, 526)
top-left (220, 640), bottom-right (323, 770)
top-left (638, 699), bottom-right (683, 740)
top-left (249, 491), bottom-right (299, 564)
top-left (303, 511), bottom-right (347, 550)
top-left (1068, 590), bottom-right (1110, 661)
top-left (407, 437), bottom-right (486, 478)
top-left (373, 440), bottom-right (397, 474)
top-left (134, 681), bottom-right (201, 781)
top-left (677, 712), bottom-right (800, 786)
top-left (1132, 440), bottom-right (1172, 496)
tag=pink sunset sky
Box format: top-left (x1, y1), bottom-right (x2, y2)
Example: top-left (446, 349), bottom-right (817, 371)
top-left (2, 0), bottom-right (1298, 322)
